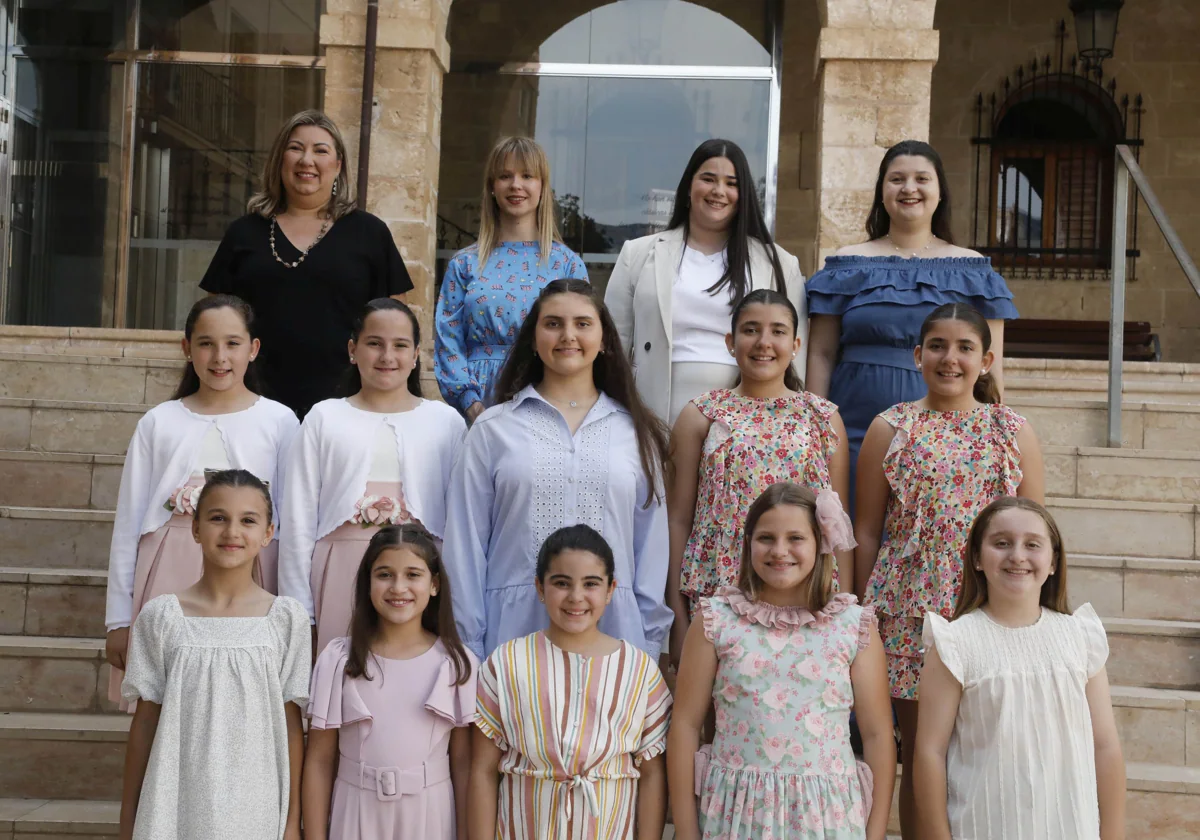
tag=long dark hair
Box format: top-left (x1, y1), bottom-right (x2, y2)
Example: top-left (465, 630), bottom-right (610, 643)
top-left (345, 525), bottom-right (472, 685)
top-left (918, 302), bottom-right (1000, 404)
top-left (730, 289), bottom-right (804, 391)
top-left (866, 140), bottom-right (955, 244)
top-left (193, 468), bottom-right (272, 520)
top-left (736, 482), bottom-right (833, 612)
top-left (173, 295), bottom-right (263, 400)
top-left (492, 279), bottom-right (669, 506)
top-left (341, 297), bottom-right (424, 398)
top-left (667, 138), bottom-right (786, 304)
top-left (955, 496), bottom-right (1071, 619)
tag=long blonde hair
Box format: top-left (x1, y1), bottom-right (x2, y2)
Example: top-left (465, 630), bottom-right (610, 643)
top-left (476, 136), bottom-right (561, 265)
top-left (248, 110), bottom-right (356, 221)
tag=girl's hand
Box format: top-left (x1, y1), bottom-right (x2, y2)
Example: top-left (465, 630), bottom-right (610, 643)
top-left (466, 402), bottom-right (485, 423)
top-left (106, 627), bottom-right (130, 670)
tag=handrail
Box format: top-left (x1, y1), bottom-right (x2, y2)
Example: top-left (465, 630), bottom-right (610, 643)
top-left (1106, 145), bottom-right (1200, 447)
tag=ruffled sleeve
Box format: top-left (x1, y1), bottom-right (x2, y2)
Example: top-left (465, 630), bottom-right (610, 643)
top-left (634, 653), bottom-right (672, 763)
top-left (879, 402), bottom-right (916, 499)
top-left (273, 596), bottom-right (313, 707)
top-left (306, 636), bottom-right (372, 730)
top-left (474, 650), bottom-right (510, 751)
top-left (805, 256), bottom-right (1018, 319)
top-left (1074, 603), bottom-right (1110, 678)
top-left (855, 604), bottom-right (878, 653)
top-left (698, 596), bottom-right (725, 647)
top-left (425, 648), bottom-right (480, 727)
top-left (991, 404), bottom-right (1026, 496)
top-left (922, 612), bottom-right (964, 685)
top-left (121, 595), bottom-right (173, 704)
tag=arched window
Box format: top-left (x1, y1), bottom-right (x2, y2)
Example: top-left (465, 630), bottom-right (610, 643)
top-left (971, 38), bottom-right (1142, 278)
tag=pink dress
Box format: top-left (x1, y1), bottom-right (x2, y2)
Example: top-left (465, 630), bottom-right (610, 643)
top-left (309, 636), bottom-right (478, 840)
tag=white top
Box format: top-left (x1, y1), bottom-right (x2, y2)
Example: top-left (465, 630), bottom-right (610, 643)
top-left (441, 386), bottom-right (672, 661)
top-left (671, 246), bottom-right (738, 366)
top-left (106, 397), bottom-right (299, 630)
top-left (923, 604), bottom-right (1109, 840)
top-left (279, 398), bottom-right (466, 620)
top-left (121, 595), bottom-right (310, 840)
top-left (368, 423), bottom-right (402, 482)
top-left (196, 424), bottom-right (231, 472)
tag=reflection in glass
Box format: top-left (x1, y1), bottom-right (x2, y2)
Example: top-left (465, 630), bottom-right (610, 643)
top-left (995, 159), bottom-right (1044, 250)
top-left (126, 63), bottom-right (322, 330)
top-left (16, 0), bottom-right (124, 49)
top-left (451, 0), bottom-right (768, 67)
top-left (6, 59), bottom-right (124, 327)
top-left (139, 0), bottom-right (323, 55)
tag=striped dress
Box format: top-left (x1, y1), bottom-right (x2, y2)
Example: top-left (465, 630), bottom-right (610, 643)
top-left (475, 631), bottom-right (672, 839)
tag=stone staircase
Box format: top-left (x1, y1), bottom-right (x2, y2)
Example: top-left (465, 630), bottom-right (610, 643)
top-left (0, 332), bottom-right (1197, 837)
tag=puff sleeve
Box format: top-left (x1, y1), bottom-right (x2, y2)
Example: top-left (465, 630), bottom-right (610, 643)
top-left (922, 612), bottom-right (964, 686)
top-left (121, 596), bottom-right (171, 704)
top-left (274, 596), bottom-right (313, 706)
top-left (1074, 602), bottom-right (1110, 678)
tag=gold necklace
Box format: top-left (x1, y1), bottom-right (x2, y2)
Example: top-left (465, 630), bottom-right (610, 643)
top-left (270, 214), bottom-right (331, 268)
top-left (886, 233), bottom-right (937, 258)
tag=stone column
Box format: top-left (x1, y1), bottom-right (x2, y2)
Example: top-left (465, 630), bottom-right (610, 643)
top-left (321, 0), bottom-right (451, 380)
top-left (814, 0), bottom-right (940, 263)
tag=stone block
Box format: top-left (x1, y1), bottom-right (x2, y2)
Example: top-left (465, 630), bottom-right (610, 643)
top-left (0, 513), bottom-right (113, 571)
top-left (821, 60), bottom-right (932, 104)
top-left (1144, 410), bottom-right (1200, 451)
top-left (24, 584), bottom-right (107, 638)
top-left (820, 100), bottom-right (879, 147)
top-left (1045, 500), bottom-right (1194, 559)
top-left (1116, 703), bottom-right (1187, 765)
top-left (818, 146), bottom-right (886, 192)
top-left (144, 367), bottom-right (179, 404)
top-left (1076, 453), bottom-right (1200, 504)
top-left (0, 404), bottom-right (32, 449)
top-left (1042, 449), bottom-right (1077, 497)
top-left (1107, 626), bottom-right (1200, 691)
top-left (1190, 708), bottom-right (1200, 768)
top-left (0, 358), bottom-right (147, 404)
top-left (1068, 565), bottom-right (1123, 617)
top-left (0, 739), bottom-right (125, 800)
top-left (28, 406), bottom-right (142, 456)
top-left (1124, 567), bottom-right (1200, 623)
top-left (90, 462), bottom-right (123, 510)
top-left (0, 658), bottom-right (99, 712)
top-left (0, 582), bottom-right (25, 634)
top-left (0, 455), bottom-right (93, 509)
top-left (824, 0), bottom-right (936, 30)
top-left (818, 27), bottom-right (939, 62)
top-left (1126, 790), bottom-right (1200, 840)
top-left (818, 188), bottom-right (874, 248)
top-left (876, 101), bottom-right (931, 146)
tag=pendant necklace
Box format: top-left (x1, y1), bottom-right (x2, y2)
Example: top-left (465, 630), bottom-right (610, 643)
top-left (886, 233), bottom-right (937, 258)
top-left (270, 214), bottom-right (331, 268)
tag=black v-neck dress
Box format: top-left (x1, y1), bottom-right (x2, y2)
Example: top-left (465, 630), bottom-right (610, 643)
top-left (200, 211), bottom-right (413, 418)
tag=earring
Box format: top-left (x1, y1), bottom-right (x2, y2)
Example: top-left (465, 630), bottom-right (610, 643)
top-left (349, 356), bottom-right (356, 364)
top-left (982, 368), bottom-right (989, 374)
top-left (431, 588), bottom-right (438, 596)
top-left (186, 356), bottom-right (191, 361)
top-left (332, 181), bottom-right (338, 198)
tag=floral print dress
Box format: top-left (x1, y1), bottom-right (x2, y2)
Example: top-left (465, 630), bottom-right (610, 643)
top-left (864, 401), bottom-right (1024, 699)
top-left (698, 589), bottom-right (876, 840)
top-left (680, 390), bottom-right (841, 606)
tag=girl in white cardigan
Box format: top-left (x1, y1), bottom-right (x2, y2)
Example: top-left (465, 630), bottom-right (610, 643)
top-left (105, 295), bottom-right (298, 708)
top-left (279, 298), bottom-right (466, 658)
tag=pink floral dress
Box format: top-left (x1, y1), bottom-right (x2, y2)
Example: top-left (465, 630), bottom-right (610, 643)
top-left (681, 390), bottom-right (841, 605)
top-left (864, 402), bottom-right (1024, 699)
top-left (698, 589), bottom-right (876, 840)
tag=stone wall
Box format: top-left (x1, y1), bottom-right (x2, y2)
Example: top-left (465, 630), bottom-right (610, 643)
top-left (930, 0), bottom-right (1200, 361)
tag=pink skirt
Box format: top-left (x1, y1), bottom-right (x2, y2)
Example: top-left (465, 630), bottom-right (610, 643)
top-left (108, 512), bottom-right (279, 709)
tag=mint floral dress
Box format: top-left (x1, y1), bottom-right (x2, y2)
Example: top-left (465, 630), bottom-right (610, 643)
top-left (864, 401), bottom-right (1025, 699)
top-left (680, 390), bottom-right (841, 607)
top-left (697, 589), bottom-right (876, 840)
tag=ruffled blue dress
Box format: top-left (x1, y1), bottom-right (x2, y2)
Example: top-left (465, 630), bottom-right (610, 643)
top-left (805, 256), bottom-right (1018, 506)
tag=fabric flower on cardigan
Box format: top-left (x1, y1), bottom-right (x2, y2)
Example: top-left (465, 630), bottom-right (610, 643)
top-left (163, 484), bottom-right (202, 516)
top-left (352, 494), bottom-right (409, 528)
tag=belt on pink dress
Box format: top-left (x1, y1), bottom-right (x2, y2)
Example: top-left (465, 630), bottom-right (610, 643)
top-left (337, 754), bottom-right (451, 801)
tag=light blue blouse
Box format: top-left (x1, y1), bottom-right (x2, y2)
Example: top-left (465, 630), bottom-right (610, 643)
top-left (441, 386), bottom-right (671, 661)
top-left (433, 241), bottom-right (588, 413)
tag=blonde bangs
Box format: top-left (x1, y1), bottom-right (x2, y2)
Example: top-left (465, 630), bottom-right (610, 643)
top-left (476, 136), bottom-right (562, 266)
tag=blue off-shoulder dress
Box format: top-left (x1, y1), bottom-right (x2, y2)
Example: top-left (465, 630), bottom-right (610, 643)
top-left (806, 256), bottom-right (1019, 505)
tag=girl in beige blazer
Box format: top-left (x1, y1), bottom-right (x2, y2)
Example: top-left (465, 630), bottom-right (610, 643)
top-left (605, 139), bottom-right (807, 424)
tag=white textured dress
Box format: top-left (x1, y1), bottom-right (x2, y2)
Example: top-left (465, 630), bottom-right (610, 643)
top-left (122, 594), bottom-right (312, 840)
top-left (922, 604), bottom-right (1109, 840)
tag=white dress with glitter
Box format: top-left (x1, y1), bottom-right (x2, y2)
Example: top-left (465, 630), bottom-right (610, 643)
top-left (121, 594), bottom-right (311, 840)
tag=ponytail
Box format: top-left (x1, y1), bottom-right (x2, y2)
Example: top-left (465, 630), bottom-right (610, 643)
top-left (340, 297), bottom-right (424, 399)
top-left (974, 370), bottom-right (1001, 404)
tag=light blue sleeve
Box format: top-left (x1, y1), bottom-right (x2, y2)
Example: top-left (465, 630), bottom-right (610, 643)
top-left (568, 249), bottom-right (589, 282)
top-left (630, 475), bottom-right (672, 661)
top-left (433, 253), bottom-right (482, 413)
top-left (441, 420), bottom-right (496, 660)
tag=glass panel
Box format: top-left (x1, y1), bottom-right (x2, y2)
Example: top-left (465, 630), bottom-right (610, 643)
top-left (995, 158), bottom-right (1044, 250)
top-left (452, 0), bottom-right (768, 67)
top-left (126, 62), bottom-right (322, 330)
top-left (139, 0), bottom-right (323, 54)
top-left (5, 57), bottom-right (124, 327)
top-left (438, 72), bottom-right (771, 297)
top-left (16, 0), bottom-right (125, 49)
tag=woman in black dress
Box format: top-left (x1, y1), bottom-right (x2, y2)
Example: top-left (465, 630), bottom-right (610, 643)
top-left (200, 110), bottom-right (413, 418)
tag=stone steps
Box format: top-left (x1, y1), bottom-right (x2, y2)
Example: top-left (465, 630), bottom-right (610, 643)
top-left (0, 398), bottom-right (147, 456)
top-left (0, 636), bottom-right (113, 714)
top-left (1045, 497), bottom-right (1198, 559)
top-left (0, 568), bottom-right (107, 638)
top-left (1105, 617), bottom-right (1200, 692)
top-left (1073, 555), bottom-right (1200, 622)
top-left (0, 351), bottom-right (179, 405)
top-left (0, 712), bottom-right (128, 800)
top-left (0, 798), bottom-right (120, 838)
top-left (1011, 396), bottom-right (1200, 450)
top-left (1046, 446), bottom-right (1200, 504)
top-left (0, 507), bottom-right (113, 570)
top-left (0, 451), bottom-right (121, 509)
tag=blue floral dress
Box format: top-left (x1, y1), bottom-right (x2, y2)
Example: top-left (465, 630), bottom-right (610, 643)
top-left (698, 589), bottom-right (876, 840)
top-left (433, 241), bottom-right (587, 413)
top-left (805, 256), bottom-right (1018, 506)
